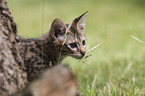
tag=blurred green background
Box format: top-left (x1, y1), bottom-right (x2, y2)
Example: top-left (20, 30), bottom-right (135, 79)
top-left (8, 0), bottom-right (145, 95)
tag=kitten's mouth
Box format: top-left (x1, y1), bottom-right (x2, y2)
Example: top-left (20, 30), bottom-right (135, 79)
top-left (69, 53), bottom-right (84, 59)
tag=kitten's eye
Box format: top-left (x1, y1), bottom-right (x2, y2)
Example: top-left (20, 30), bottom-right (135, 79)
top-left (69, 42), bottom-right (77, 48)
top-left (82, 40), bottom-right (86, 46)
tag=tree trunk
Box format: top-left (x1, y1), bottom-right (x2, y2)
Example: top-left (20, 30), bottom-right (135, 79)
top-left (0, 0), bottom-right (27, 95)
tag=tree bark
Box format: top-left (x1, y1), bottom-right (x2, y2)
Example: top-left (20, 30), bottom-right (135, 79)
top-left (0, 0), bottom-right (27, 95)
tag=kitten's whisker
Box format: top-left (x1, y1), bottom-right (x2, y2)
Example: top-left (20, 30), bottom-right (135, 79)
top-left (78, 43), bottom-right (101, 63)
top-left (84, 54), bottom-right (92, 58)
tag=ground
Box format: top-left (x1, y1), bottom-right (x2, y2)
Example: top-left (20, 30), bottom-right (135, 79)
top-left (8, 0), bottom-right (145, 95)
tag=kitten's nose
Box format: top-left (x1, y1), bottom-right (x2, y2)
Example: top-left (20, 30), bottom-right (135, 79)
top-left (80, 50), bottom-right (86, 56)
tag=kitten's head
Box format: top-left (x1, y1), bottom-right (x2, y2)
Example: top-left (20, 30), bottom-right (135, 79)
top-left (49, 12), bottom-right (88, 59)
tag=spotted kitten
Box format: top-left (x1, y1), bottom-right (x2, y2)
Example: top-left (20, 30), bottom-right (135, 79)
top-left (19, 12), bottom-right (88, 81)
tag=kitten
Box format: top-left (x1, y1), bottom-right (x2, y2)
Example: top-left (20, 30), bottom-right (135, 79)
top-left (18, 12), bottom-right (88, 81)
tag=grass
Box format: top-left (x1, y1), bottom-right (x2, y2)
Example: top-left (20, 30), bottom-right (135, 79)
top-left (8, 0), bottom-right (145, 95)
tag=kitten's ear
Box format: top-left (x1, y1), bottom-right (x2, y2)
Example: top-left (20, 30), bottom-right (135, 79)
top-left (72, 11), bottom-right (88, 32)
top-left (50, 19), bottom-right (66, 39)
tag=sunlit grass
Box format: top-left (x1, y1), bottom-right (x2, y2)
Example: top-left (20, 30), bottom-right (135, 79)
top-left (8, 0), bottom-right (145, 95)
